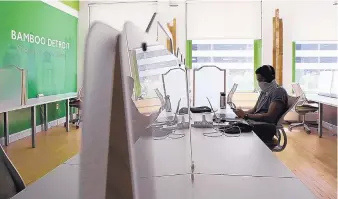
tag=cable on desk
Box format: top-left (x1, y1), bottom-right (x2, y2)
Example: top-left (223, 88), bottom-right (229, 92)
top-left (153, 129), bottom-right (186, 140)
top-left (203, 126), bottom-right (241, 138)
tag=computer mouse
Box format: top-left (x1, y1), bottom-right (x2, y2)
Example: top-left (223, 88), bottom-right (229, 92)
top-left (179, 107), bottom-right (189, 115)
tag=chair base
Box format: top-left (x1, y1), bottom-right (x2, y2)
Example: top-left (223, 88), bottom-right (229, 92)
top-left (288, 122), bottom-right (312, 134)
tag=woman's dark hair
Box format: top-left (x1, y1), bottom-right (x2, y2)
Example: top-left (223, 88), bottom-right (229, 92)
top-left (255, 65), bottom-right (275, 83)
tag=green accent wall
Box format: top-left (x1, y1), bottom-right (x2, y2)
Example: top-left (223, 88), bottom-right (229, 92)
top-left (61, 1), bottom-right (79, 11)
top-left (254, 39), bottom-right (262, 90)
top-left (0, 1), bottom-right (78, 137)
top-left (0, 1), bottom-right (78, 99)
top-left (292, 41), bottom-right (296, 82)
top-left (185, 40), bottom-right (192, 69)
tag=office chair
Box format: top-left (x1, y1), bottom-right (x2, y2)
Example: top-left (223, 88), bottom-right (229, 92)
top-left (65, 88), bottom-right (83, 129)
top-left (0, 145), bottom-right (25, 198)
top-left (289, 83), bottom-right (318, 134)
top-left (267, 95), bottom-right (299, 152)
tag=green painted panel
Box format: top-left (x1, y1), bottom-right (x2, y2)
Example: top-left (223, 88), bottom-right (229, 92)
top-left (0, 1), bottom-right (78, 138)
top-left (185, 40), bottom-right (192, 69)
top-left (0, 1), bottom-right (78, 99)
top-left (254, 39), bottom-right (262, 90)
top-left (61, 0), bottom-right (79, 11)
top-left (292, 41), bottom-right (296, 82)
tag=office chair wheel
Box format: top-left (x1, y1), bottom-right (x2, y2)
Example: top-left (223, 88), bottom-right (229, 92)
top-left (76, 125), bottom-right (80, 129)
top-left (305, 129), bottom-right (311, 134)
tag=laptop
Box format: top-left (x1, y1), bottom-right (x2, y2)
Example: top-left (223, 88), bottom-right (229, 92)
top-left (206, 97), bottom-right (238, 122)
top-left (153, 98), bottom-right (181, 125)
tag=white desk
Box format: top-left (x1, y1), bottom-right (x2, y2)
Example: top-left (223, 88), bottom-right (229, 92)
top-left (11, 111), bottom-right (317, 199)
top-left (11, 164), bottom-right (79, 199)
top-left (12, 167), bottom-right (316, 199)
top-left (63, 154), bottom-right (80, 165)
top-left (306, 94), bottom-right (338, 137)
top-left (0, 93), bottom-right (77, 147)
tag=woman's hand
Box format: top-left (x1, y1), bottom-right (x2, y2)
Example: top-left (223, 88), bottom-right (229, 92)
top-left (234, 108), bottom-right (245, 118)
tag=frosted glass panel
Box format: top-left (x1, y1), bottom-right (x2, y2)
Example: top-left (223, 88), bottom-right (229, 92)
top-left (318, 71), bottom-right (333, 96)
top-left (0, 67), bottom-right (22, 105)
top-left (163, 68), bottom-right (187, 109)
top-left (194, 67), bottom-right (225, 109)
top-left (331, 71), bottom-right (338, 97)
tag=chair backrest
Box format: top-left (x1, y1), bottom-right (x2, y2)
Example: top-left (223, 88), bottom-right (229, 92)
top-left (277, 95), bottom-right (300, 127)
top-left (291, 83), bottom-right (307, 100)
top-left (0, 145), bottom-right (25, 196)
top-left (77, 87), bottom-right (84, 101)
top-left (272, 95), bottom-right (299, 152)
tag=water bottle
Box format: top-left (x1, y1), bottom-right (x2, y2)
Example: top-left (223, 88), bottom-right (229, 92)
top-left (220, 92), bottom-right (226, 109)
top-left (165, 95), bottom-right (172, 112)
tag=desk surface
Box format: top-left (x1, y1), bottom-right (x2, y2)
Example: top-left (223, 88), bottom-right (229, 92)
top-left (11, 164), bottom-right (79, 199)
top-left (0, 92), bottom-right (77, 113)
top-left (12, 166), bottom-right (315, 199)
top-left (307, 94), bottom-right (338, 107)
top-left (12, 111), bottom-right (316, 198)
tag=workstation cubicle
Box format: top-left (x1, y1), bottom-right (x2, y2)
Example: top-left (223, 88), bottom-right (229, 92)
top-left (1, 1), bottom-right (337, 199)
top-left (9, 21), bottom-right (318, 199)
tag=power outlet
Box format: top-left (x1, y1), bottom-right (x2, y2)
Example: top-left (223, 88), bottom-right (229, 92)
top-left (56, 103), bottom-right (59, 110)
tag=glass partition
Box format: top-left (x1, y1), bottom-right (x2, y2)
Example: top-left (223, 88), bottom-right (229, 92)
top-left (121, 21), bottom-right (192, 199)
top-left (193, 65), bottom-right (225, 110)
top-left (0, 66), bottom-right (25, 105)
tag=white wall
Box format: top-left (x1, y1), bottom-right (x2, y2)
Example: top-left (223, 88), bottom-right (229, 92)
top-left (187, 1), bottom-right (262, 39)
top-left (78, 1), bottom-right (89, 90)
top-left (262, 0), bottom-right (338, 92)
top-left (79, 0), bottom-right (337, 93)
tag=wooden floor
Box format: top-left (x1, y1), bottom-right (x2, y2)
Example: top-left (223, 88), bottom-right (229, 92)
top-left (275, 127), bottom-right (337, 199)
top-left (3, 125), bottom-right (337, 198)
top-left (3, 126), bottom-right (81, 185)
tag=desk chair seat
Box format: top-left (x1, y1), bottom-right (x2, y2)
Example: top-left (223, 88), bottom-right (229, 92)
top-left (289, 83), bottom-right (318, 134)
top-left (289, 104), bottom-right (318, 134)
top-left (0, 145), bottom-right (25, 199)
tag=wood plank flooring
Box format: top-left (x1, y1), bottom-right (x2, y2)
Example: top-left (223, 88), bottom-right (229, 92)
top-left (3, 126), bottom-right (81, 185)
top-left (2, 125), bottom-right (337, 198)
top-left (275, 127), bottom-right (337, 199)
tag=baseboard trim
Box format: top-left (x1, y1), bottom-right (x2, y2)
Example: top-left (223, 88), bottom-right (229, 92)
top-left (0, 114), bottom-right (77, 146)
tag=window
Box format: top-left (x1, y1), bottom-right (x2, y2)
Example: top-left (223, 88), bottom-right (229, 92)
top-left (192, 39), bottom-right (256, 92)
top-left (294, 41), bottom-right (338, 93)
